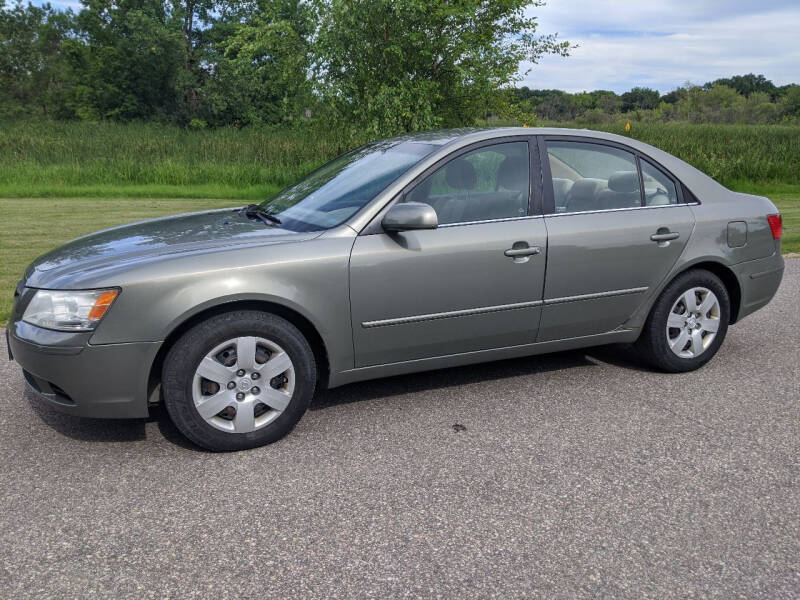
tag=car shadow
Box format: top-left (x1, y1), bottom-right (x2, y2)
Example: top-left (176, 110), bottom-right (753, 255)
top-left (24, 343), bottom-right (650, 447)
top-left (311, 344), bottom-right (649, 411)
top-left (25, 387), bottom-right (202, 450)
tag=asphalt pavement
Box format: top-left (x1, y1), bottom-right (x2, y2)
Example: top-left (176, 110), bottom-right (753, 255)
top-left (1, 261), bottom-right (798, 599)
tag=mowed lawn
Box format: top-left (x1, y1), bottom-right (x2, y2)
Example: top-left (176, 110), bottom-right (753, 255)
top-left (0, 198), bottom-right (244, 323)
top-left (1, 189), bottom-right (798, 323)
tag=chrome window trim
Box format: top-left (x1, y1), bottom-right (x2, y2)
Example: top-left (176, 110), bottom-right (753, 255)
top-left (438, 214), bottom-right (544, 228)
top-left (361, 286), bottom-right (649, 329)
top-left (546, 203), bottom-right (698, 219)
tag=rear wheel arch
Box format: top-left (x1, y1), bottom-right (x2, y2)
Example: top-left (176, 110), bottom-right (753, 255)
top-left (671, 261), bottom-right (741, 323)
top-left (148, 300), bottom-right (330, 405)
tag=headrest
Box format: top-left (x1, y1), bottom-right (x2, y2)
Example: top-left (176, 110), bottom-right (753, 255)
top-left (445, 159), bottom-right (477, 190)
top-left (496, 157), bottom-right (528, 191)
top-left (608, 171), bottom-right (640, 193)
top-left (551, 178), bottom-right (574, 195)
top-left (569, 178), bottom-right (607, 201)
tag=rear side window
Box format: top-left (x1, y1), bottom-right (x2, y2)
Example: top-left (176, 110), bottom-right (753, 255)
top-left (641, 159), bottom-right (679, 205)
top-left (405, 142), bottom-right (530, 225)
top-left (546, 141), bottom-right (641, 213)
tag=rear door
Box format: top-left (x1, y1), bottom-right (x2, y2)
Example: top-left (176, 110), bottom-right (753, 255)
top-left (349, 138), bottom-right (548, 367)
top-left (538, 137), bottom-right (695, 342)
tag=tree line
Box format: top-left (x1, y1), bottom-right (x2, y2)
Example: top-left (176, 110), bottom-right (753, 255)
top-left (0, 0), bottom-right (570, 134)
top-left (509, 74), bottom-right (800, 125)
top-left (2, 1), bottom-right (797, 132)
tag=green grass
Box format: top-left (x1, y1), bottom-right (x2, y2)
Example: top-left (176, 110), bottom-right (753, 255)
top-left (0, 120), bottom-right (365, 197)
top-left (0, 197), bottom-right (244, 323)
top-left (1, 120), bottom-right (799, 196)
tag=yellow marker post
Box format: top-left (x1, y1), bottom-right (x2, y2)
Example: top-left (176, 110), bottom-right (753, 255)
top-left (625, 121), bottom-right (631, 133)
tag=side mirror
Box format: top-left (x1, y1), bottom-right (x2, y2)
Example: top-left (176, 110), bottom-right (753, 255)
top-left (382, 202), bottom-right (438, 232)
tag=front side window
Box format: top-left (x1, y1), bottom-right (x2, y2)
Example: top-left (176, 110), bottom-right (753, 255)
top-left (641, 159), bottom-right (679, 205)
top-left (404, 142), bottom-right (530, 225)
top-left (260, 140), bottom-right (437, 231)
top-left (546, 141), bottom-right (641, 213)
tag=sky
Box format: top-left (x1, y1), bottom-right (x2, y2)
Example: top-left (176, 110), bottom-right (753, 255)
top-left (521, 0), bottom-right (800, 93)
top-left (33, 0), bottom-right (800, 94)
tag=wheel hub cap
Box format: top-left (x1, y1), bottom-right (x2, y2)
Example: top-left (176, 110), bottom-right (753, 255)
top-left (191, 336), bottom-right (295, 433)
top-left (666, 286), bottom-right (721, 359)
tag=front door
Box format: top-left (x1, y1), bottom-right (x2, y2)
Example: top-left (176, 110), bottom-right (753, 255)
top-left (538, 138), bottom-right (695, 341)
top-left (349, 140), bottom-right (548, 367)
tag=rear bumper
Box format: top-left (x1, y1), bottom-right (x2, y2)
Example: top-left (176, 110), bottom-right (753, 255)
top-left (731, 252), bottom-right (784, 322)
top-left (8, 321), bottom-right (160, 419)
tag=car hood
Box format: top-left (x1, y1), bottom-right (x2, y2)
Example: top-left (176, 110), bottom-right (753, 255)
top-left (24, 208), bottom-right (320, 286)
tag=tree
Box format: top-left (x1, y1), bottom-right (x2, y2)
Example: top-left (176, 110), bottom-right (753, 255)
top-left (0, 1), bottom-right (74, 117)
top-left (705, 73), bottom-right (776, 99)
top-left (313, 0), bottom-right (571, 135)
top-left (168, 0), bottom-right (215, 119)
top-left (204, 0), bottom-right (314, 126)
top-left (66, 0), bottom-right (184, 120)
top-left (620, 87), bottom-right (660, 112)
top-left (780, 85), bottom-right (800, 119)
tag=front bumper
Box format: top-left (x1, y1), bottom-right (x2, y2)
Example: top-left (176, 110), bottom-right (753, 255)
top-left (8, 320), bottom-right (160, 419)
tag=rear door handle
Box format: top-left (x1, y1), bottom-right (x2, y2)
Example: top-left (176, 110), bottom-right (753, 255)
top-left (650, 232), bottom-right (680, 242)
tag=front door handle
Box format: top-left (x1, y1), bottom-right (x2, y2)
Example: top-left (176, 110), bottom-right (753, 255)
top-left (650, 231), bottom-right (680, 242)
top-left (504, 243), bottom-right (541, 263)
top-left (505, 246), bottom-right (541, 258)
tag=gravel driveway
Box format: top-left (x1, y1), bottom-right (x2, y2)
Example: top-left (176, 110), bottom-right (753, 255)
top-left (1, 261), bottom-right (798, 599)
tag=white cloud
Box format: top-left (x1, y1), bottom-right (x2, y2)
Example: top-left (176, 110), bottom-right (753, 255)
top-left (519, 1), bottom-right (800, 92)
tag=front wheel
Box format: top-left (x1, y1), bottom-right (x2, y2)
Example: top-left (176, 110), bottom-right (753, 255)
top-left (636, 269), bottom-right (730, 372)
top-left (162, 311), bottom-right (316, 451)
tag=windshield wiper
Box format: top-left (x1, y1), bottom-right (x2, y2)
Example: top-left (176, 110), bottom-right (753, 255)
top-left (237, 204), bottom-right (282, 226)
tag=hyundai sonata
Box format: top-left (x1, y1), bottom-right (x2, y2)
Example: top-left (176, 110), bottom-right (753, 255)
top-left (8, 128), bottom-right (784, 450)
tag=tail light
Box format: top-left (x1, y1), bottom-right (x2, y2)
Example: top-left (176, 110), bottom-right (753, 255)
top-left (766, 214), bottom-right (782, 239)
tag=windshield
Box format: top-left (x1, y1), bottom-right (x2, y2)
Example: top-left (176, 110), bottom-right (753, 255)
top-left (259, 140), bottom-right (438, 231)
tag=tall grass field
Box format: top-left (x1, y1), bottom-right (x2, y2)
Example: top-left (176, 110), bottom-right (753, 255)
top-left (1, 120), bottom-right (799, 197)
top-left (0, 120), bottom-right (798, 322)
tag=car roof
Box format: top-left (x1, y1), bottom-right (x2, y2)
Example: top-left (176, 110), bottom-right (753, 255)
top-left (402, 126), bottom-right (642, 146)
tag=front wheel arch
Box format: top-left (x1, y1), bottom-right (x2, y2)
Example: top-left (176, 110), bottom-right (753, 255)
top-left (147, 300), bottom-right (330, 406)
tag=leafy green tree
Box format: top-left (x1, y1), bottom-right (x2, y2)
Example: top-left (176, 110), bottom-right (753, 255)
top-left (167, 0), bottom-right (215, 119)
top-left (313, 0), bottom-right (571, 135)
top-left (0, 1), bottom-right (74, 117)
top-left (705, 73), bottom-right (776, 99)
top-left (620, 87), bottom-right (660, 112)
top-left (203, 0), bottom-right (314, 126)
top-left (65, 0), bottom-right (184, 120)
top-left (780, 85), bottom-right (800, 119)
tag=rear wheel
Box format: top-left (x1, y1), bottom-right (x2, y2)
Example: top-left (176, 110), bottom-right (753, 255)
top-left (162, 311), bottom-right (315, 451)
top-left (637, 269), bottom-right (730, 372)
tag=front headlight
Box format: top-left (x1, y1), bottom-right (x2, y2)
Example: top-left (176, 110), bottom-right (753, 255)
top-left (22, 288), bottom-right (119, 332)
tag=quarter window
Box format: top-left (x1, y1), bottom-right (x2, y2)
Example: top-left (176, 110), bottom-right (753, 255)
top-left (641, 159), bottom-right (679, 205)
top-left (546, 141), bottom-right (641, 213)
top-left (404, 142), bottom-right (530, 225)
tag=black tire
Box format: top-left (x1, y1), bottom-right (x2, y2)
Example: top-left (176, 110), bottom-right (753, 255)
top-left (162, 311), bottom-right (316, 451)
top-left (636, 269), bottom-right (730, 373)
